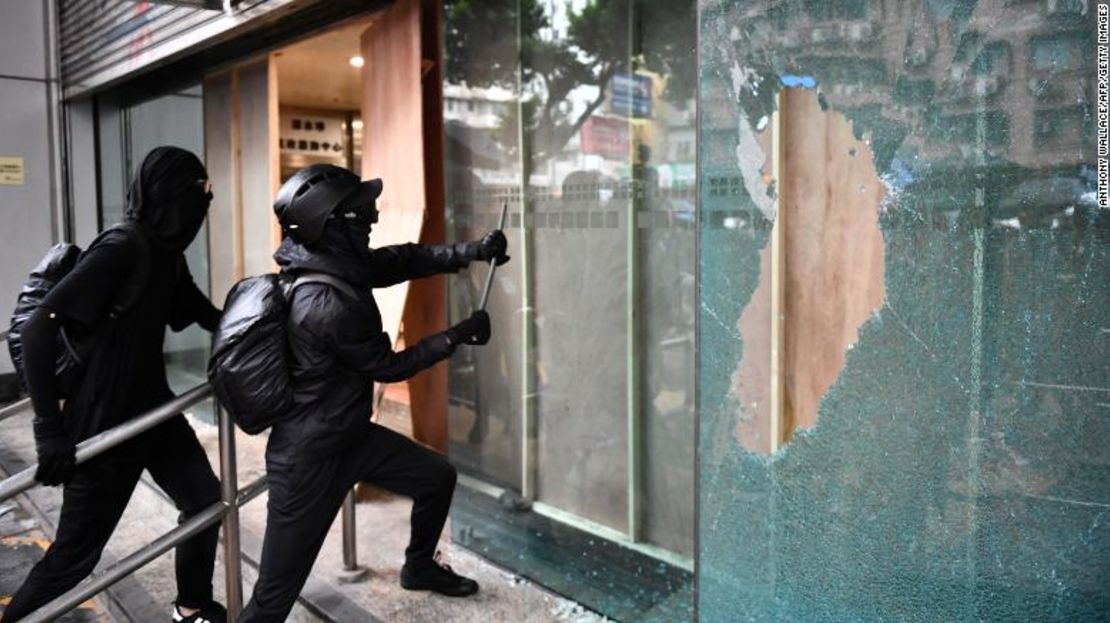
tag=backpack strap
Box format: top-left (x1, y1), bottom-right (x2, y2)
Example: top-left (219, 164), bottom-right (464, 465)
top-left (105, 221), bottom-right (153, 319)
top-left (290, 271), bottom-right (359, 300)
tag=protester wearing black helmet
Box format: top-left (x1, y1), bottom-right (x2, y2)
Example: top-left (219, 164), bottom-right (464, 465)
top-left (1, 147), bottom-right (226, 623)
top-left (238, 164), bottom-right (506, 622)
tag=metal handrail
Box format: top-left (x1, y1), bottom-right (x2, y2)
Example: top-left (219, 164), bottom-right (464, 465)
top-left (0, 384), bottom-right (212, 503)
top-left (0, 380), bottom-right (367, 621)
top-left (23, 470), bottom-right (269, 623)
top-left (0, 397), bottom-right (31, 422)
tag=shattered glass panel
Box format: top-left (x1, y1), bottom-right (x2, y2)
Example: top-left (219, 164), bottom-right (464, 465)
top-left (442, 0), bottom-right (524, 488)
top-left (699, 1), bottom-right (1108, 620)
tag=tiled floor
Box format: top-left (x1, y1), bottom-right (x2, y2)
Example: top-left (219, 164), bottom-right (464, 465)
top-left (0, 398), bottom-right (606, 622)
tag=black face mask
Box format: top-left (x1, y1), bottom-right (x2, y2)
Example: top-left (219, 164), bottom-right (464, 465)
top-left (125, 146), bottom-right (212, 255)
top-left (333, 201), bottom-right (379, 233)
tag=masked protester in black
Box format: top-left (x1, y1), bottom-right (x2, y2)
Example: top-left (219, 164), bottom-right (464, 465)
top-left (1, 147), bottom-right (227, 623)
top-left (238, 165), bottom-right (506, 622)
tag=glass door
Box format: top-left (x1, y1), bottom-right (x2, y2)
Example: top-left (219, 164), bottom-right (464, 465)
top-left (443, 1), bottom-right (697, 619)
top-left (96, 84), bottom-right (211, 393)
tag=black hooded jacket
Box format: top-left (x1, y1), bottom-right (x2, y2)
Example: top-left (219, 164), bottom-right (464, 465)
top-left (23, 146), bottom-right (220, 444)
top-left (267, 221), bottom-right (475, 460)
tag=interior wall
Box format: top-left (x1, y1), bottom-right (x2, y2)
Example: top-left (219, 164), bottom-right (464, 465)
top-left (67, 97), bottom-right (100, 248)
top-left (204, 71), bottom-right (237, 304)
top-left (360, 0), bottom-right (427, 345)
top-left (204, 58), bottom-right (278, 306)
top-left (238, 58), bottom-right (279, 279)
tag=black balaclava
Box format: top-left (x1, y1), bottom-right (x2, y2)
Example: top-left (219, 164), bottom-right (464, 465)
top-left (125, 146), bottom-right (212, 255)
top-left (329, 196), bottom-right (379, 257)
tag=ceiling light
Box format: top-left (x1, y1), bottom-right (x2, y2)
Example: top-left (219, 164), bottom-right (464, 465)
top-left (349, 55), bottom-right (364, 68)
top-left (352, 119), bottom-right (364, 130)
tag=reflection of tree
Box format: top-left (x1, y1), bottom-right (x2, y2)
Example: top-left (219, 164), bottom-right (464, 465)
top-left (444, 0), bottom-right (695, 166)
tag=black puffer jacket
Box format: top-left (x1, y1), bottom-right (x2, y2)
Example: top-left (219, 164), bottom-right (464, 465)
top-left (268, 222), bottom-right (475, 461)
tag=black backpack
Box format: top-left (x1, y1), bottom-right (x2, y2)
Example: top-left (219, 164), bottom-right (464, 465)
top-left (207, 271), bottom-right (356, 434)
top-left (6, 223), bottom-right (152, 396)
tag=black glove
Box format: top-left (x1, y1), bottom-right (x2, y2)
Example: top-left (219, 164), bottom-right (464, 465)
top-left (34, 432), bottom-right (76, 486)
top-left (475, 230), bottom-right (510, 266)
top-left (445, 310), bottom-right (491, 347)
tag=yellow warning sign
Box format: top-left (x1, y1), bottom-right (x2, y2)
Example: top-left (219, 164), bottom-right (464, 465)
top-left (0, 156), bottom-right (25, 185)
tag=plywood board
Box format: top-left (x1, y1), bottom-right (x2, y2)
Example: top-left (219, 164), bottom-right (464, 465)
top-left (733, 88), bottom-right (886, 454)
top-left (405, 0), bottom-right (448, 452)
top-left (780, 88), bottom-right (885, 438)
top-left (361, 0), bottom-right (427, 346)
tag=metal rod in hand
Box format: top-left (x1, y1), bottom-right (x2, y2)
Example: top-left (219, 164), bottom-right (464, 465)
top-left (478, 202), bottom-right (509, 312)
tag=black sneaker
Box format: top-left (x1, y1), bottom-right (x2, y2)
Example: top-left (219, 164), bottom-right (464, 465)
top-left (171, 601), bottom-right (227, 623)
top-left (400, 551), bottom-right (480, 597)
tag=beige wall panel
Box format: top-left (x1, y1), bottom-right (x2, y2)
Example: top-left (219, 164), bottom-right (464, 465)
top-left (204, 71), bottom-right (237, 305)
top-left (238, 58), bottom-right (278, 278)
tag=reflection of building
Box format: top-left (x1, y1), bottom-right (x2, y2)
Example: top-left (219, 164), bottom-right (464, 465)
top-left (443, 83), bottom-right (514, 127)
top-left (732, 0), bottom-right (1087, 169)
top-left (442, 84), bottom-right (519, 187)
top-left (729, 0), bottom-right (1092, 200)
top-left (532, 75), bottom-right (697, 194)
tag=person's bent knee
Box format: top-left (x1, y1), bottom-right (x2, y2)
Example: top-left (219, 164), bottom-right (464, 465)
top-left (39, 541), bottom-right (103, 579)
top-left (179, 474), bottom-right (221, 521)
top-left (437, 460), bottom-right (457, 491)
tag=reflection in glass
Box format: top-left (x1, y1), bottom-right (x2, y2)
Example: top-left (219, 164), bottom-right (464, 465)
top-left (444, 0), bottom-right (695, 619)
top-left (97, 86), bottom-right (211, 401)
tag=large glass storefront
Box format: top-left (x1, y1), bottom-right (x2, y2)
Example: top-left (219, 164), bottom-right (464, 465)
top-left (698, 0), bottom-right (1106, 620)
top-left (443, 0), bottom-right (697, 620)
top-left (73, 1), bottom-right (1107, 620)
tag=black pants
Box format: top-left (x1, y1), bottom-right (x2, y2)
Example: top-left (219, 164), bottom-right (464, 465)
top-left (239, 422), bottom-right (457, 623)
top-left (0, 415), bottom-right (221, 622)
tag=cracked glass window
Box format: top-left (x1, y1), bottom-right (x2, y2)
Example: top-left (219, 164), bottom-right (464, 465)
top-left (699, 0), bottom-right (1107, 620)
top-left (697, 0), bottom-right (1105, 617)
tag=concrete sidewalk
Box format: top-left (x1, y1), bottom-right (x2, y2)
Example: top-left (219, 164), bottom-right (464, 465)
top-left (0, 399), bottom-right (607, 623)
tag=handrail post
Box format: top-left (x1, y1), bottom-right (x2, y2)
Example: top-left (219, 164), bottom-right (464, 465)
top-left (337, 488), bottom-right (369, 583)
top-left (217, 402), bottom-right (244, 620)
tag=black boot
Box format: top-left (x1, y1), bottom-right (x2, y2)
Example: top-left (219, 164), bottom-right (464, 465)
top-left (400, 552), bottom-right (479, 597)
